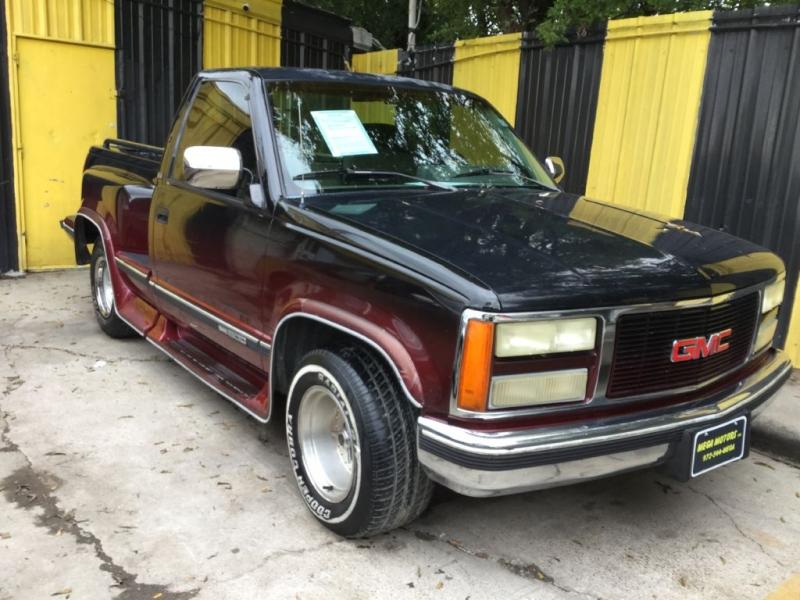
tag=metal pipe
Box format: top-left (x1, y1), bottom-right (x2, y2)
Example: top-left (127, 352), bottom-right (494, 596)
top-left (407, 0), bottom-right (417, 52)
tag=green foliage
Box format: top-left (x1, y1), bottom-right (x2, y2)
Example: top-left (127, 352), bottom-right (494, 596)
top-left (308, 0), bottom-right (769, 49)
top-left (309, 0), bottom-right (412, 48)
top-left (309, 0), bottom-right (552, 47)
top-left (423, 0), bottom-right (551, 42)
top-left (535, 0), bottom-right (765, 45)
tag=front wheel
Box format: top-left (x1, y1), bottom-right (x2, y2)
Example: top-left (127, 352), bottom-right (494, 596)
top-left (286, 347), bottom-right (433, 538)
top-left (90, 242), bottom-right (136, 338)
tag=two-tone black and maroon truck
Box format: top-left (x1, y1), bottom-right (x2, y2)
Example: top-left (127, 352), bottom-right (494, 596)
top-left (61, 68), bottom-right (792, 538)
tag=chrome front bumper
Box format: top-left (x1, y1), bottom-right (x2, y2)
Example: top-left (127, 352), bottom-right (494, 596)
top-left (418, 350), bottom-right (792, 497)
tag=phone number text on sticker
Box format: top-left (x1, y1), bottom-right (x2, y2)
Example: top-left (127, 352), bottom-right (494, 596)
top-left (691, 416), bottom-right (747, 477)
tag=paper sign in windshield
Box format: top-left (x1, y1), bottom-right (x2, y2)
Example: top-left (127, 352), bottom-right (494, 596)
top-left (310, 110), bottom-right (378, 157)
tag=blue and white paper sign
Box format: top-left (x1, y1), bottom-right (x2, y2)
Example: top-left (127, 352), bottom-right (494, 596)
top-left (310, 110), bottom-right (378, 157)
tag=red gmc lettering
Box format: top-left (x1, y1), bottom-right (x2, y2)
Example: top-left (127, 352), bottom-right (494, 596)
top-left (671, 329), bottom-right (732, 362)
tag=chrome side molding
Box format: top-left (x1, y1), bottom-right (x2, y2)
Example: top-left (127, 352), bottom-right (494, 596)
top-left (148, 279), bottom-right (271, 355)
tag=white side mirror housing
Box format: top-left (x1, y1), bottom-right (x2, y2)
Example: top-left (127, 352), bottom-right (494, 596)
top-left (545, 156), bottom-right (565, 185)
top-left (183, 146), bottom-right (242, 190)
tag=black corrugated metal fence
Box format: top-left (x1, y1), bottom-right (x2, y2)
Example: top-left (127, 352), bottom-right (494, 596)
top-left (685, 6), bottom-right (800, 347)
top-left (398, 44), bottom-right (454, 85)
top-left (0, 4), bottom-right (17, 273)
top-left (514, 28), bottom-right (605, 195)
top-left (115, 0), bottom-right (204, 146)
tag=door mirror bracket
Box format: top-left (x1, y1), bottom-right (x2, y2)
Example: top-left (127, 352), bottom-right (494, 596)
top-left (249, 183), bottom-right (268, 210)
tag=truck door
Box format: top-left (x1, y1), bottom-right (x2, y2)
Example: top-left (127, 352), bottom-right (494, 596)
top-left (150, 78), bottom-right (271, 369)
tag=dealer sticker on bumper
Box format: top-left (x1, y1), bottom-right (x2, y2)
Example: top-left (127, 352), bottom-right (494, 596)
top-left (691, 416), bottom-right (748, 477)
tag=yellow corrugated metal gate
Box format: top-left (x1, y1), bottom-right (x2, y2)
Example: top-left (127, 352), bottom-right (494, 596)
top-left (352, 48), bottom-right (398, 75)
top-left (452, 33), bottom-right (521, 126)
top-left (204, 0), bottom-right (282, 68)
top-left (585, 12), bottom-right (712, 218)
top-left (4, 0), bottom-right (117, 270)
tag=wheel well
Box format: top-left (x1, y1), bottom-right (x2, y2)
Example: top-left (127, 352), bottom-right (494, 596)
top-left (270, 316), bottom-right (412, 421)
top-left (74, 216), bottom-right (99, 265)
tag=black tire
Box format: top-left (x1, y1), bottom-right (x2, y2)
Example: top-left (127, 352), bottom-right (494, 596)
top-left (90, 243), bottom-right (136, 339)
top-left (286, 346), bottom-right (433, 538)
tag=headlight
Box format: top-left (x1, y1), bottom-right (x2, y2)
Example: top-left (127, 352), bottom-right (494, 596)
top-left (490, 369), bottom-right (588, 408)
top-left (754, 310), bottom-right (779, 353)
top-left (762, 279), bottom-right (785, 314)
top-left (495, 318), bottom-right (597, 357)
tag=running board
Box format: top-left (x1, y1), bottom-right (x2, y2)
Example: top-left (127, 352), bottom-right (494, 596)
top-left (146, 326), bottom-right (270, 423)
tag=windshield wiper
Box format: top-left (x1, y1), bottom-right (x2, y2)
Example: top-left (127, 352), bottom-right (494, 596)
top-left (293, 167), bottom-right (455, 192)
top-left (452, 167), bottom-right (515, 178)
top-left (452, 167), bottom-right (555, 191)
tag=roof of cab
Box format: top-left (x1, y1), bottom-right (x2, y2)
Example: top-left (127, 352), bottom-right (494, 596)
top-left (202, 66), bottom-right (456, 92)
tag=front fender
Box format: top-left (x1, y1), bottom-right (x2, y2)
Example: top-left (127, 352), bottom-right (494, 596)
top-left (270, 297), bottom-right (458, 418)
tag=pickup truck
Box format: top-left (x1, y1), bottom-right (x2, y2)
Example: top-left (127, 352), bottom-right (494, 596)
top-left (62, 68), bottom-right (792, 538)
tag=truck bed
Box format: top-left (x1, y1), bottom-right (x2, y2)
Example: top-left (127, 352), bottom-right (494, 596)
top-left (81, 138), bottom-right (164, 258)
top-left (84, 138), bottom-right (164, 183)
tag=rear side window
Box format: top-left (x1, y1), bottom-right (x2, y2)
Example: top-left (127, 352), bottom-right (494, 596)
top-left (171, 80), bottom-right (257, 200)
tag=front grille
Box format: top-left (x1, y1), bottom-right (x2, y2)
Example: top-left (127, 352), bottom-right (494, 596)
top-left (607, 293), bottom-right (759, 398)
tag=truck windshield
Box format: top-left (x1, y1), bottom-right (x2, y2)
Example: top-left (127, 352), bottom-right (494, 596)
top-left (267, 81), bottom-right (555, 197)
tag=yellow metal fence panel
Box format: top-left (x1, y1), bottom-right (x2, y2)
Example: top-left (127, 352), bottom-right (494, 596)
top-left (17, 38), bottom-right (116, 269)
top-left (452, 33), bottom-right (521, 126)
top-left (786, 282), bottom-right (800, 367)
top-left (203, 0), bottom-right (282, 69)
top-left (10, 0), bottom-right (114, 46)
top-left (586, 11), bottom-right (712, 218)
top-left (5, 0), bottom-right (116, 270)
top-left (352, 49), bottom-right (398, 75)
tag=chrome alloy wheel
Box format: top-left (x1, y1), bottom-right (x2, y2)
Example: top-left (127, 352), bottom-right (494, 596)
top-left (93, 254), bottom-right (114, 318)
top-left (297, 384), bottom-right (358, 503)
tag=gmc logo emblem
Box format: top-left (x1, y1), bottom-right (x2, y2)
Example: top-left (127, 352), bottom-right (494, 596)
top-left (671, 329), bottom-right (733, 363)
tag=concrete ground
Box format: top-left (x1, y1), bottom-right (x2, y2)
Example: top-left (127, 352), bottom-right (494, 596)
top-left (1, 269), bottom-right (799, 600)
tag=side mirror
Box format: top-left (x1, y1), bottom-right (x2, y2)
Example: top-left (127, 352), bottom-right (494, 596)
top-left (183, 146), bottom-right (242, 190)
top-left (545, 156), bottom-right (565, 185)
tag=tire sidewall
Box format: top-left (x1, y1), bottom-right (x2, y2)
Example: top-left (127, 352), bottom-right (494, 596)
top-left (89, 240), bottom-right (119, 332)
top-left (286, 356), bottom-right (372, 534)
top-left (90, 243), bottom-right (115, 326)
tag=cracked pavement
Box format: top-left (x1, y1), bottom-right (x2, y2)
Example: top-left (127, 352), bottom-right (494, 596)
top-left (1, 270), bottom-right (799, 600)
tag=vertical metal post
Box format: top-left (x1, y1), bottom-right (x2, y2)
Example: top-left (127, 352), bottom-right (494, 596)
top-left (407, 0), bottom-right (417, 53)
top-left (0, 0), bottom-right (19, 272)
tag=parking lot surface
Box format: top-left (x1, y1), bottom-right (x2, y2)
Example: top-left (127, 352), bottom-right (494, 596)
top-left (1, 270), bottom-right (799, 600)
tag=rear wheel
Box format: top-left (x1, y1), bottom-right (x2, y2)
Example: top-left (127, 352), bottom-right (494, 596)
top-left (286, 347), bottom-right (433, 538)
top-left (90, 242), bottom-right (135, 338)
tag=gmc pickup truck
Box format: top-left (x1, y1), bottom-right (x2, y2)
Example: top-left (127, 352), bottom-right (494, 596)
top-left (62, 68), bottom-right (792, 538)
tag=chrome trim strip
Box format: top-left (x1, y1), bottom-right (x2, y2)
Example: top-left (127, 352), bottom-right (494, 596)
top-left (114, 256), bottom-right (148, 282)
top-left (145, 337), bottom-right (268, 424)
top-left (149, 280), bottom-right (271, 354)
top-left (418, 444), bottom-right (670, 498)
top-left (268, 312), bottom-right (423, 422)
top-left (59, 219), bottom-right (75, 237)
top-left (450, 279), bottom-right (781, 420)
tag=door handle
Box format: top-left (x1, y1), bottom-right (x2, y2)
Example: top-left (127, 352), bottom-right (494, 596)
top-left (155, 208), bottom-right (169, 224)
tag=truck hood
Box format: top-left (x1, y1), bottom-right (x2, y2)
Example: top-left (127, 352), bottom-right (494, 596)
top-left (298, 189), bottom-right (784, 311)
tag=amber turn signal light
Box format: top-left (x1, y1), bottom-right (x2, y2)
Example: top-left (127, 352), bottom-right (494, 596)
top-left (456, 319), bottom-right (494, 412)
